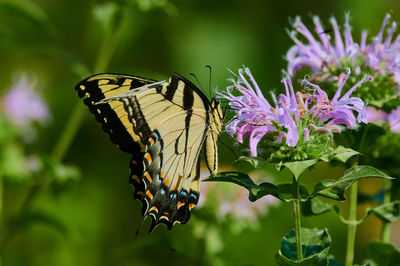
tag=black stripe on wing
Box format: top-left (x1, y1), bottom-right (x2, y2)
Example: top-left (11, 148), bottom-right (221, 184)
top-left (75, 74), bottom-right (155, 153)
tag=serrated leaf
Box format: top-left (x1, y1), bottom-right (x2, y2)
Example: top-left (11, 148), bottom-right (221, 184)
top-left (364, 242), bottom-right (400, 266)
top-left (283, 160), bottom-right (317, 180)
top-left (312, 166), bottom-right (392, 201)
top-left (204, 171), bottom-right (309, 202)
top-left (275, 228), bottom-right (331, 265)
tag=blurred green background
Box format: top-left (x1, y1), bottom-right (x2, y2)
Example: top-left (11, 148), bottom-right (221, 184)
top-left (0, 0), bottom-right (399, 265)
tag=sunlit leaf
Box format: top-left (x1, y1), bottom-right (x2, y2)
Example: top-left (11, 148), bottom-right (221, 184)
top-left (364, 242), bottom-right (400, 266)
top-left (312, 166), bottom-right (392, 201)
top-left (283, 160), bottom-right (317, 181)
top-left (275, 228), bottom-right (331, 265)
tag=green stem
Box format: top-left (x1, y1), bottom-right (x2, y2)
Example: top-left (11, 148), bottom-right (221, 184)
top-left (293, 176), bottom-right (303, 261)
top-left (345, 181), bottom-right (358, 266)
top-left (344, 125), bottom-right (370, 266)
top-left (381, 181), bottom-right (391, 243)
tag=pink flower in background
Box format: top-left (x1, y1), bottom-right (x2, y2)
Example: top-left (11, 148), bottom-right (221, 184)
top-left (366, 106), bottom-right (386, 124)
top-left (386, 106), bottom-right (400, 133)
top-left (2, 74), bottom-right (50, 129)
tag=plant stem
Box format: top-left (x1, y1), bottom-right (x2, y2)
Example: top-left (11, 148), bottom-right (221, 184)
top-left (293, 176), bottom-right (303, 261)
top-left (345, 181), bottom-right (358, 266)
top-left (381, 181), bottom-right (391, 243)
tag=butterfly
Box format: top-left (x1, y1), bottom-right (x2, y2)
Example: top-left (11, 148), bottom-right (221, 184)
top-left (76, 73), bottom-right (223, 230)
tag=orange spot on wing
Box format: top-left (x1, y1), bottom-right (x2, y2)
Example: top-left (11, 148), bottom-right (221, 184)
top-left (164, 176), bottom-right (171, 187)
top-left (132, 160), bottom-right (138, 165)
top-left (146, 190), bottom-right (153, 199)
top-left (145, 153), bottom-right (152, 163)
top-left (144, 172), bottom-right (152, 182)
top-left (149, 138), bottom-right (155, 145)
top-left (163, 211), bottom-right (169, 215)
top-left (177, 201), bottom-right (185, 209)
top-left (188, 203), bottom-right (196, 210)
top-left (159, 171), bottom-right (164, 179)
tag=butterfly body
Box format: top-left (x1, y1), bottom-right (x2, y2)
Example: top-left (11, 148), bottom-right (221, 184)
top-left (76, 73), bottom-right (222, 230)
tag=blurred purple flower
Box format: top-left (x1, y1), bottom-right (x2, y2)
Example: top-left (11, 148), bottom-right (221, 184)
top-left (366, 106), bottom-right (386, 124)
top-left (2, 75), bottom-right (50, 128)
top-left (366, 106), bottom-right (400, 133)
top-left (386, 106), bottom-right (400, 132)
top-left (286, 13), bottom-right (400, 89)
top-left (218, 67), bottom-right (368, 156)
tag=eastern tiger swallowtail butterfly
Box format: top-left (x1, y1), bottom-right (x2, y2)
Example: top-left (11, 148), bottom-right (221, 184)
top-left (76, 73), bottom-right (223, 230)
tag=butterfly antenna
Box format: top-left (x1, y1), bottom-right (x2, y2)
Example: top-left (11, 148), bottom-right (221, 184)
top-left (189, 73), bottom-right (205, 94)
top-left (205, 65), bottom-right (212, 97)
top-left (218, 138), bottom-right (239, 160)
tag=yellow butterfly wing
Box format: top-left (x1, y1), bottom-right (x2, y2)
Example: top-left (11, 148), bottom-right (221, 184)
top-left (76, 73), bottom-right (222, 230)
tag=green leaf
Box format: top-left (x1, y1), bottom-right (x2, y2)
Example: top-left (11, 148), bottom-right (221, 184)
top-left (302, 198), bottom-right (338, 217)
top-left (236, 156), bottom-right (266, 168)
top-left (283, 160), bottom-right (318, 180)
top-left (365, 201), bottom-right (400, 223)
top-left (204, 171), bottom-right (309, 202)
top-left (364, 241), bottom-right (400, 266)
top-left (275, 228), bottom-right (331, 265)
top-left (312, 166), bottom-right (392, 201)
top-left (330, 146), bottom-right (359, 163)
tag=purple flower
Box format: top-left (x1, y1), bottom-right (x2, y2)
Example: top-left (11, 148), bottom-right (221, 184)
top-left (2, 75), bottom-right (50, 128)
top-left (386, 106), bottom-right (400, 132)
top-left (219, 67), bottom-right (368, 157)
top-left (286, 13), bottom-right (400, 90)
